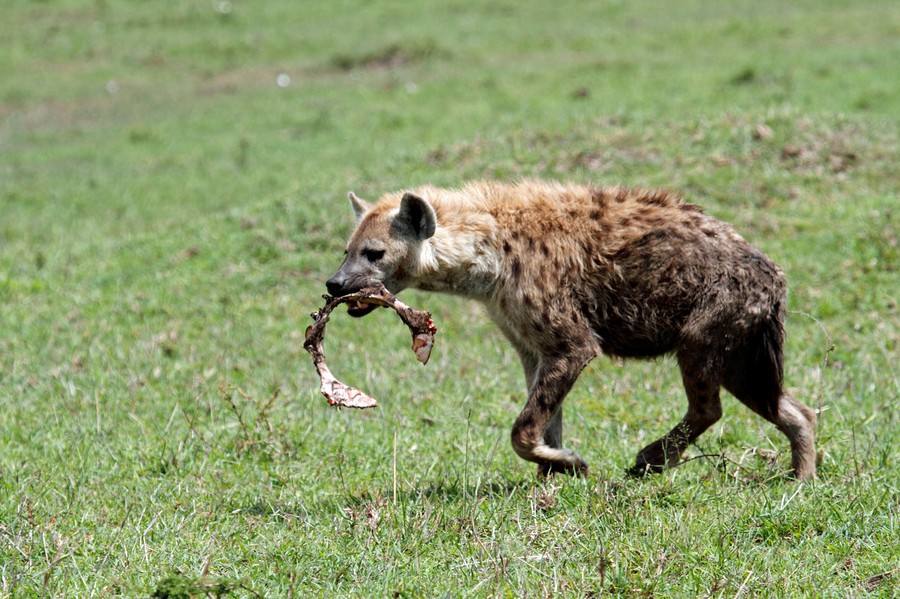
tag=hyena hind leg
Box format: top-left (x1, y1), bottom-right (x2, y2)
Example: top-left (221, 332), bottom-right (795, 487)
top-left (775, 394), bottom-right (817, 480)
top-left (723, 344), bottom-right (817, 480)
top-left (728, 385), bottom-right (818, 480)
top-left (629, 351), bottom-right (723, 476)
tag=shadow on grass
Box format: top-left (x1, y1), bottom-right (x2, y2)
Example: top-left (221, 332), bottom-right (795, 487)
top-left (231, 477), bottom-right (534, 521)
top-left (392, 477), bottom-right (532, 503)
top-left (229, 455), bottom-right (802, 524)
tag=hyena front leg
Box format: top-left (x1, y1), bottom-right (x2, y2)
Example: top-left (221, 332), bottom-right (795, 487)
top-left (629, 350), bottom-right (723, 476)
top-left (536, 409), bottom-right (567, 477)
top-left (515, 347), bottom-right (566, 475)
top-left (516, 347), bottom-right (540, 393)
top-left (510, 346), bottom-right (594, 477)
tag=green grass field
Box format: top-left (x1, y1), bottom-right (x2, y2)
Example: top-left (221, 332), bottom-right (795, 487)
top-left (1, 0), bottom-right (898, 595)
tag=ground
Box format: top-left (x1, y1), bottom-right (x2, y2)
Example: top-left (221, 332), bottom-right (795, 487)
top-left (1, 0), bottom-right (898, 596)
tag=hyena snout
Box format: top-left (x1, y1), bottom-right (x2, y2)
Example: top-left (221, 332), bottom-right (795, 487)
top-left (325, 273), bottom-right (350, 296)
top-left (325, 271), bottom-right (379, 317)
top-left (325, 272), bottom-right (378, 295)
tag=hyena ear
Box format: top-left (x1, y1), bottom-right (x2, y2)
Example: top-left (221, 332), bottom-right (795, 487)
top-left (348, 192), bottom-right (370, 222)
top-left (397, 192), bottom-right (437, 240)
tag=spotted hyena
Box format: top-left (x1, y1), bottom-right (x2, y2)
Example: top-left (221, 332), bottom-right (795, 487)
top-left (326, 181), bottom-right (817, 479)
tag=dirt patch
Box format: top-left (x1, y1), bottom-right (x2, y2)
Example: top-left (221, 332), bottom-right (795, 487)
top-left (778, 120), bottom-right (867, 175)
top-left (0, 95), bottom-right (118, 138)
top-left (198, 67), bottom-right (279, 96)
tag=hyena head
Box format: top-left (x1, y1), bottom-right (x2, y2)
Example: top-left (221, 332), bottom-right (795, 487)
top-left (326, 190), bottom-right (436, 317)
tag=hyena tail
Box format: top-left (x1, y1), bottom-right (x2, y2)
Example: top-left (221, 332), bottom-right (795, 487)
top-left (725, 302), bottom-right (818, 479)
top-left (755, 309), bottom-right (785, 420)
top-left (724, 304), bottom-right (785, 421)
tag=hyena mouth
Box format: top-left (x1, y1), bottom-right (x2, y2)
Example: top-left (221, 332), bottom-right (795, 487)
top-left (346, 300), bottom-right (378, 318)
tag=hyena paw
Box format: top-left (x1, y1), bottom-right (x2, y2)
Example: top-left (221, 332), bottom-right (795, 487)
top-left (628, 438), bottom-right (686, 477)
top-left (537, 453), bottom-right (589, 478)
top-left (627, 451), bottom-right (669, 477)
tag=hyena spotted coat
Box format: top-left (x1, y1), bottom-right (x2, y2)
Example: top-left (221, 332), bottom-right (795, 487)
top-left (326, 181), bottom-right (817, 479)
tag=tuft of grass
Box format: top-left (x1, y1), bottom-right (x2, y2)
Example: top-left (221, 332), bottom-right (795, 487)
top-left (330, 39), bottom-right (448, 71)
top-left (730, 66), bottom-right (758, 85)
top-left (152, 572), bottom-right (253, 598)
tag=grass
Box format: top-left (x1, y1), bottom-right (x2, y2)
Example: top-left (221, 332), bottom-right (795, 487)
top-left (1, 0), bottom-right (898, 595)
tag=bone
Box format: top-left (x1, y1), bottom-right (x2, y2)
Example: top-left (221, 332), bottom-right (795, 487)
top-left (303, 284), bottom-right (437, 409)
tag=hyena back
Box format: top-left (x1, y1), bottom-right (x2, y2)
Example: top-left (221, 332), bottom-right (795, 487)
top-left (327, 181), bottom-right (817, 479)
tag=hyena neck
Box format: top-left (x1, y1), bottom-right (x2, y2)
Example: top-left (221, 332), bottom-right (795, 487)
top-left (411, 213), bottom-right (502, 300)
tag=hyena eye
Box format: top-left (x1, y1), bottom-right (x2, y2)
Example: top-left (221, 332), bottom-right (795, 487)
top-left (362, 249), bottom-right (385, 262)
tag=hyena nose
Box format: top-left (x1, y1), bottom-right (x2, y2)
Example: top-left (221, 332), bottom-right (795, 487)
top-left (326, 275), bottom-right (346, 296)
